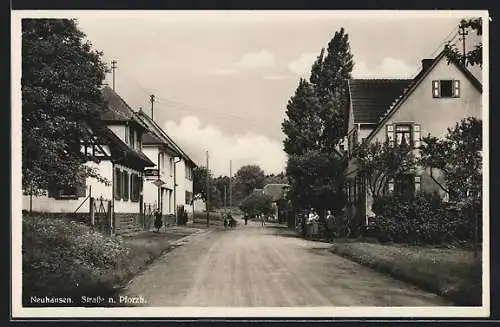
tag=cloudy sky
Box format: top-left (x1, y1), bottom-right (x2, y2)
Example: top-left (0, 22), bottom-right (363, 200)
top-left (71, 11), bottom-right (483, 176)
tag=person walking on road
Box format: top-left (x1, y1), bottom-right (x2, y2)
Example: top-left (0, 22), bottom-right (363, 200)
top-left (260, 214), bottom-right (266, 227)
top-left (326, 210), bottom-right (335, 242)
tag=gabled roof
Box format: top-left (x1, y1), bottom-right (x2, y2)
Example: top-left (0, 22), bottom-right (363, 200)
top-left (263, 183), bottom-right (289, 202)
top-left (135, 109), bottom-right (198, 168)
top-left (348, 79), bottom-right (412, 124)
top-left (365, 48), bottom-right (483, 143)
top-left (99, 86), bottom-right (148, 131)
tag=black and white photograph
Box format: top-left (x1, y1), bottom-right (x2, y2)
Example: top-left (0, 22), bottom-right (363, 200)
top-left (11, 10), bottom-right (489, 319)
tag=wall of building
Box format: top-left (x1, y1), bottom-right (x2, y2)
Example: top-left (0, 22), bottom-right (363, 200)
top-left (108, 124), bottom-right (126, 143)
top-left (370, 56), bottom-right (482, 199)
top-left (22, 160), bottom-right (113, 213)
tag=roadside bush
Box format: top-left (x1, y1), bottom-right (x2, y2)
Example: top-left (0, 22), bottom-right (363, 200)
top-left (22, 215), bottom-right (131, 303)
top-left (372, 192), bottom-right (479, 245)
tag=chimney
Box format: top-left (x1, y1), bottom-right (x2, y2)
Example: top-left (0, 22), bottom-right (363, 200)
top-left (422, 59), bottom-right (434, 71)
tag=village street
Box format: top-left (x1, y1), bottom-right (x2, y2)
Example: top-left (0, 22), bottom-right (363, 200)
top-left (121, 219), bottom-right (451, 307)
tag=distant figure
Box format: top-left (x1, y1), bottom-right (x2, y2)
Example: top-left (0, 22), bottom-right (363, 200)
top-left (154, 209), bottom-right (163, 233)
top-left (244, 214), bottom-right (248, 225)
top-left (261, 214), bottom-right (266, 227)
top-left (326, 210), bottom-right (335, 242)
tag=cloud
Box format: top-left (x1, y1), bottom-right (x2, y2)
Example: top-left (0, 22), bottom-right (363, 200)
top-left (288, 53), bottom-right (318, 76)
top-left (263, 75), bottom-right (287, 80)
top-left (237, 50), bottom-right (275, 68)
top-left (212, 69), bottom-right (238, 76)
top-left (164, 116), bottom-right (286, 176)
top-left (353, 58), bottom-right (418, 78)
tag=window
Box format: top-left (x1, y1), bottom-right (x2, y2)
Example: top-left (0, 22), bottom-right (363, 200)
top-left (395, 125), bottom-right (412, 147)
top-left (48, 181), bottom-right (86, 199)
top-left (122, 171), bottom-right (129, 201)
top-left (386, 123), bottom-right (421, 148)
top-left (130, 173), bottom-right (140, 202)
top-left (129, 129), bottom-right (135, 149)
top-left (185, 191), bottom-right (192, 205)
top-left (114, 168), bottom-right (122, 200)
top-left (432, 80), bottom-right (460, 98)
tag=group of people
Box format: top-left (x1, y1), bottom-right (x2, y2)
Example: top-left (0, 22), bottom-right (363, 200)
top-left (304, 208), bottom-right (339, 241)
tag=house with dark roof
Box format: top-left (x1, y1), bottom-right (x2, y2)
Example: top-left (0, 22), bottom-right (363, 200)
top-left (23, 86), bottom-right (156, 235)
top-left (135, 109), bottom-right (198, 224)
top-left (263, 183), bottom-right (290, 222)
top-left (344, 47), bottom-right (482, 230)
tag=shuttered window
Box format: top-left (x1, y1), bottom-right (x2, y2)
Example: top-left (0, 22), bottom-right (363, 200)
top-left (413, 124), bottom-right (421, 148)
top-left (114, 168), bottom-right (121, 200)
top-left (130, 173), bottom-right (140, 202)
top-left (432, 80), bottom-right (460, 98)
top-left (122, 171), bottom-right (129, 201)
top-left (386, 124), bottom-right (394, 146)
top-left (47, 180), bottom-right (86, 199)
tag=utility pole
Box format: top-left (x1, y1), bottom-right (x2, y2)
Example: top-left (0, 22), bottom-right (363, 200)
top-left (229, 160), bottom-right (232, 213)
top-left (458, 23), bottom-right (468, 66)
top-left (206, 151), bottom-right (210, 227)
top-left (224, 185), bottom-right (227, 211)
top-left (150, 94), bottom-right (155, 120)
top-left (111, 60), bottom-right (117, 91)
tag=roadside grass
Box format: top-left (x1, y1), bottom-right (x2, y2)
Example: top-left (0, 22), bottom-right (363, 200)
top-left (330, 241), bottom-right (482, 306)
top-left (22, 214), bottom-right (199, 307)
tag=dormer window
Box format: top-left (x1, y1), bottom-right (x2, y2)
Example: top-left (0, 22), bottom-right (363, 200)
top-left (432, 80), bottom-right (460, 98)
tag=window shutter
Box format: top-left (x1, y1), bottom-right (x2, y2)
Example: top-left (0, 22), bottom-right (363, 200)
top-left (414, 176), bottom-right (421, 192)
top-left (453, 80), bottom-right (460, 98)
top-left (114, 168), bottom-right (121, 200)
top-left (76, 181), bottom-right (87, 197)
top-left (413, 124), bottom-right (421, 148)
top-left (123, 171), bottom-right (129, 201)
top-left (388, 178), bottom-right (394, 193)
top-left (432, 80), bottom-right (440, 98)
top-left (386, 124), bottom-right (394, 146)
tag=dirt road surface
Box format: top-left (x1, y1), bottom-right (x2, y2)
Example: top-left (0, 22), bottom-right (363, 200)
top-left (121, 219), bottom-right (450, 307)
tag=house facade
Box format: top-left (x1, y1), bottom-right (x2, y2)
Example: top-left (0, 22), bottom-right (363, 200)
top-left (345, 48), bottom-right (482, 230)
top-left (22, 86), bottom-right (156, 234)
top-left (135, 109), bottom-right (197, 222)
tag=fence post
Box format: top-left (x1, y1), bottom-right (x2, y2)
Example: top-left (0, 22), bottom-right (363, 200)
top-left (108, 201), bottom-right (113, 236)
top-left (89, 197), bottom-right (95, 227)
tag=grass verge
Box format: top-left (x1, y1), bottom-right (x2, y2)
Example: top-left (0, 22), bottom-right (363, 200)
top-left (329, 241), bottom-right (482, 306)
top-left (22, 214), bottom-right (199, 307)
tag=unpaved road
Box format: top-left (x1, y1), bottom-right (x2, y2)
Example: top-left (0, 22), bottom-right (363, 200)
top-left (121, 219), bottom-right (450, 307)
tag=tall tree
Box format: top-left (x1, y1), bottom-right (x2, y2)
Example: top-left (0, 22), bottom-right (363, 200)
top-left (309, 27), bottom-right (354, 149)
top-left (233, 165), bottom-right (266, 197)
top-left (446, 18), bottom-right (482, 67)
top-left (22, 19), bottom-right (109, 195)
top-left (282, 78), bottom-right (323, 156)
top-left (192, 166), bottom-right (220, 209)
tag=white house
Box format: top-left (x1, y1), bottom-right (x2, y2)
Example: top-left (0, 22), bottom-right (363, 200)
top-left (23, 86), bottom-right (156, 234)
top-left (344, 48), bottom-right (482, 231)
top-left (135, 109), bottom-right (198, 222)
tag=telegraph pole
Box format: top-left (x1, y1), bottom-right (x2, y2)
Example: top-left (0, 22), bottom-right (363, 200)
top-left (229, 160), bottom-right (232, 213)
top-left (206, 151), bottom-right (210, 227)
top-left (150, 94), bottom-right (155, 120)
top-left (458, 23), bottom-right (468, 66)
top-left (224, 185), bottom-right (227, 211)
top-left (111, 60), bottom-right (117, 91)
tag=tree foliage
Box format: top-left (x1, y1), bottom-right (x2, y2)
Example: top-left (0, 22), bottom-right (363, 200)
top-left (286, 150), bottom-right (346, 214)
top-left (353, 140), bottom-right (416, 200)
top-left (233, 164), bottom-right (266, 197)
top-left (22, 19), bottom-right (109, 195)
top-left (282, 27), bottom-right (353, 212)
top-left (446, 18), bottom-right (482, 67)
top-left (239, 192), bottom-right (274, 217)
top-left (192, 166), bottom-right (219, 209)
top-left (419, 117), bottom-right (482, 201)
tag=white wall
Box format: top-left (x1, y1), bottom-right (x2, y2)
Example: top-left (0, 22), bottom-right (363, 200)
top-left (108, 125), bottom-right (126, 144)
top-left (22, 160), bottom-right (113, 213)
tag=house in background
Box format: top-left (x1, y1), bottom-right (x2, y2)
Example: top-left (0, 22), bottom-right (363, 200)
top-left (135, 109), bottom-right (198, 222)
top-left (23, 86), bottom-right (156, 234)
top-left (263, 183), bottom-right (290, 222)
top-left (345, 48), bottom-right (482, 230)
